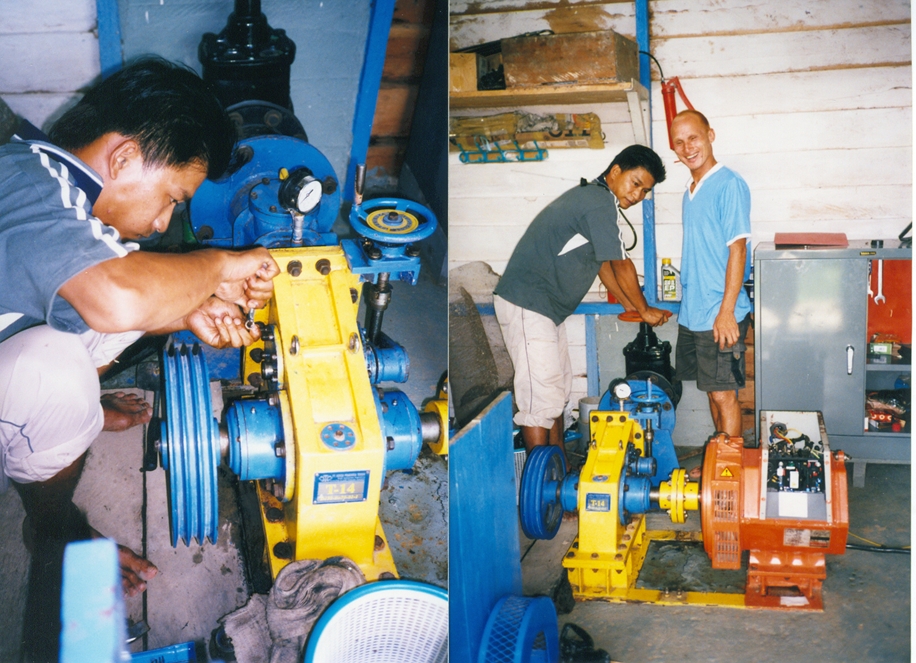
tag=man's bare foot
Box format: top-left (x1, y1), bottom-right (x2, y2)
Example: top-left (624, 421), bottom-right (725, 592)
top-left (118, 544), bottom-right (158, 597)
top-left (101, 392), bottom-right (152, 432)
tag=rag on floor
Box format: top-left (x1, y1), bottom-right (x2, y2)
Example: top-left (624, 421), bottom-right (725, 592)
top-left (220, 556), bottom-right (366, 663)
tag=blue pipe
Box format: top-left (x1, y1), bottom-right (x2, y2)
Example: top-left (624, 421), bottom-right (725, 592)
top-left (635, 0), bottom-right (660, 307)
top-left (585, 314), bottom-right (599, 396)
top-left (96, 0), bottom-right (123, 77)
top-left (344, 0), bottom-right (396, 202)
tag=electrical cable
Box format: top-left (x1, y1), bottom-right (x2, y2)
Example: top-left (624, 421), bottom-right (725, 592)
top-left (846, 543), bottom-right (910, 554)
top-left (638, 50), bottom-right (665, 81)
top-left (846, 531), bottom-right (910, 554)
top-left (617, 207), bottom-right (638, 252)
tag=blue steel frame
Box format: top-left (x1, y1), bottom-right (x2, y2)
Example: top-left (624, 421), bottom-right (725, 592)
top-left (96, 0), bottom-right (122, 77)
top-left (578, 0), bottom-right (680, 395)
top-left (345, 0), bottom-right (397, 202)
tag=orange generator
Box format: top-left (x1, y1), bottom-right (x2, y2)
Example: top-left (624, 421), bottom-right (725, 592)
top-left (701, 410), bottom-right (849, 610)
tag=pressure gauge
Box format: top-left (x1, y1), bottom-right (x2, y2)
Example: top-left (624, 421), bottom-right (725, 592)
top-left (613, 382), bottom-right (632, 401)
top-left (278, 167), bottom-right (322, 214)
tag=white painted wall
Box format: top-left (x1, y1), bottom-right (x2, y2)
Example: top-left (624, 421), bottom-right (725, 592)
top-left (449, 0), bottom-right (912, 423)
top-left (0, 0), bottom-right (99, 129)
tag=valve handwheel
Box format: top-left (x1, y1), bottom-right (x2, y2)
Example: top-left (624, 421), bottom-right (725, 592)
top-left (349, 197), bottom-right (438, 245)
top-left (519, 445), bottom-right (567, 540)
top-left (629, 380), bottom-right (667, 405)
top-left (159, 343), bottom-right (221, 546)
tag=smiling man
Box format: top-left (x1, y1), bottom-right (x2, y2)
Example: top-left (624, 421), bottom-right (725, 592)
top-left (493, 144), bottom-right (669, 458)
top-left (669, 109), bottom-right (752, 443)
top-left (0, 58), bottom-right (280, 662)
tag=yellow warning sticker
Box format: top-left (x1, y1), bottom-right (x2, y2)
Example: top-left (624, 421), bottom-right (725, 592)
top-left (720, 467), bottom-right (733, 478)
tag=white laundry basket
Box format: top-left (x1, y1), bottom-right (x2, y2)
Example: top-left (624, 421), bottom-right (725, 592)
top-left (303, 579), bottom-right (448, 663)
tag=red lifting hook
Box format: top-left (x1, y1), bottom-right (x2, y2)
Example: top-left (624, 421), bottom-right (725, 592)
top-left (661, 77), bottom-right (695, 150)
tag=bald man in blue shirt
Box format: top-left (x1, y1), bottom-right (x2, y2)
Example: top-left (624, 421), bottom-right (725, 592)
top-left (670, 110), bottom-right (752, 441)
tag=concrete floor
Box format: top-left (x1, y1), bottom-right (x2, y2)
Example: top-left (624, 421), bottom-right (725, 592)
top-left (0, 262), bottom-right (447, 660)
top-left (520, 456), bottom-right (911, 663)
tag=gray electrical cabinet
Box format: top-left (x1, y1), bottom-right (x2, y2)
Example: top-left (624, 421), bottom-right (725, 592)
top-left (754, 240), bottom-right (912, 487)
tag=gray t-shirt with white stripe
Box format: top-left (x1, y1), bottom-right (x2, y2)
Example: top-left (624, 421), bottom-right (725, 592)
top-left (494, 179), bottom-right (625, 325)
top-left (0, 140), bottom-right (136, 343)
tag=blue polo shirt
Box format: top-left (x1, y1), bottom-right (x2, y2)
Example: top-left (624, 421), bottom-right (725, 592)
top-left (679, 164), bottom-right (751, 331)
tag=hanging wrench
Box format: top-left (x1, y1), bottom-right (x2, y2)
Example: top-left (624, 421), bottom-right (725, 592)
top-left (874, 259), bottom-right (886, 304)
top-left (867, 261), bottom-right (874, 299)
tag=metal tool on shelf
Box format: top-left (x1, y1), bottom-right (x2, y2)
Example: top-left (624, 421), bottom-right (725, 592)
top-left (874, 259), bottom-right (886, 304)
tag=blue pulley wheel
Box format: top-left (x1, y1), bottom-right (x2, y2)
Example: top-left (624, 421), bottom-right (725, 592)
top-left (519, 445), bottom-right (567, 540)
top-left (477, 595), bottom-right (560, 663)
top-left (159, 343), bottom-right (220, 546)
top-left (349, 197), bottom-right (438, 245)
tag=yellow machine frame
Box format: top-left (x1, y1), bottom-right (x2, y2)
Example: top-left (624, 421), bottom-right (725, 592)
top-left (563, 410), bottom-right (747, 608)
top-left (242, 246), bottom-right (397, 580)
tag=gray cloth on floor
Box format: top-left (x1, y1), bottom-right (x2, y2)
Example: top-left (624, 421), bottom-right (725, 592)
top-left (221, 556), bottom-right (366, 663)
top-left (221, 593), bottom-right (271, 663)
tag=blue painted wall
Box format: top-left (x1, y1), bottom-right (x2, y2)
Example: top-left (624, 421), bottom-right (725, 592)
top-left (115, 0), bottom-right (371, 186)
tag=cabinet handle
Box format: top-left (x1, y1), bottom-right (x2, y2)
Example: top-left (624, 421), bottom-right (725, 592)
top-left (846, 345), bottom-right (854, 375)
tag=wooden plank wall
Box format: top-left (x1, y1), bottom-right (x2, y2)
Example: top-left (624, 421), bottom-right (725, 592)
top-left (449, 0), bottom-right (912, 415)
top-left (450, 1), bottom-right (644, 407)
top-left (0, 0), bottom-right (98, 128)
top-left (368, 0), bottom-right (437, 191)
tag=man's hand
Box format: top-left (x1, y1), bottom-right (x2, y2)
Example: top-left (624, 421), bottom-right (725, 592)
top-left (639, 307), bottom-right (671, 327)
top-left (187, 297), bottom-right (262, 348)
top-left (713, 310), bottom-right (740, 349)
top-left (215, 247), bottom-right (280, 310)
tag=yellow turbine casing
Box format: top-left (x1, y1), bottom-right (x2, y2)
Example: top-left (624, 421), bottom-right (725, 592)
top-left (563, 411), bottom-right (735, 607)
top-left (242, 246), bottom-right (397, 581)
top-left (564, 412), bottom-right (649, 595)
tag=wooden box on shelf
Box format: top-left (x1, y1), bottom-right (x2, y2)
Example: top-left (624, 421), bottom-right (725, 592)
top-left (449, 52), bottom-right (478, 93)
top-left (500, 30), bottom-right (638, 88)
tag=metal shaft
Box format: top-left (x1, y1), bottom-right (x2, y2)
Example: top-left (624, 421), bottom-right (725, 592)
top-left (420, 412), bottom-right (442, 445)
top-left (365, 272), bottom-right (391, 345)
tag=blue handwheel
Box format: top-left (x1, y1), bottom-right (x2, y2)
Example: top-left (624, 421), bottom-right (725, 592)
top-left (159, 343), bottom-right (221, 546)
top-left (629, 379), bottom-right (667, 405)
top-left (519, 445), bottom-right (567, 540)
top-left (349, 197), bottom-right (438, 245)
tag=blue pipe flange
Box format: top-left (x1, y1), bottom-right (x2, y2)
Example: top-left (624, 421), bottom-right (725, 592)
top-left (226, 399), bottom-right (286, 482)
top-left (519, 445), bottom-right (568, 540)
top-left (375, 389), bottom-right (423, 473)
top-left (477, 595), bottom-right (560, 663)
top-left (189, 135), bottom-right (340, 248)
top-left (159, 343), bottom-right (220, 546)
top-left (349, 197), bottom-right (438, 246)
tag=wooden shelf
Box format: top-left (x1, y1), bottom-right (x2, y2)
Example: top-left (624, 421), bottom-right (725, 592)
top-left (449, 79), bottom-right (650, 146)
top-left (449, 80), bottom-right (640, 110)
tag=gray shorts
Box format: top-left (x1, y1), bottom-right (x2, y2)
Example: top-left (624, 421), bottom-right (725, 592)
top-left (675, 315), bottom-right (751, 392)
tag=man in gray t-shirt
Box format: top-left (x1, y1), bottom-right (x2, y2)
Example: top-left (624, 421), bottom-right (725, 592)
top-left (0, 59), bottom-right (281, 662)
top-left (494, 145), bottom-right (670, 458)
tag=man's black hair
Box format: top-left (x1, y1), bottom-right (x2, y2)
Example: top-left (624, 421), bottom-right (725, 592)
top-left (599, 144), bottom-right (667, 185)
top-left (48, 57), bottom-right (235, 179)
